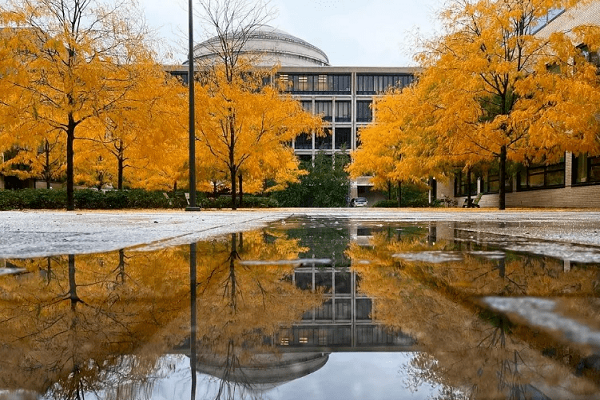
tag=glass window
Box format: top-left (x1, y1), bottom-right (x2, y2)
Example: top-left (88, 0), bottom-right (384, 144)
top-left (295, 132), bottom-right (312, 150)
top-left (335, 299), bottom-right (352, 321)
top-left (357, 74), bottom-right (414, 94)
top-left (573, 154), bottom-right (600, 184)
top-left (315, 299), bottom-right (333, 320)
top-left (301, 100), bottom-right (312, 113)
top-left (590, 157), bottom-right (600, 181)
top-left (517, 160), bottom-right (565, 190)
top-left (315, 272), bottom-right (332, 291)
top-left (295, 273), bottom-right (312, 290)
top-left (298, 75), bottom-right (309, 91)
top-left (335, 128), bottom-right (351, 150)
top-left (315, 101), bottom-right (332, 121)
top-left (484, 169), bottom-right (512, 194)
top-left (318, 75), bottom-right (328, 91)
top-left (335, 272), bottom-right (352, 294)
top-left (454, 170), bottom-right (477, 197)
top-left (335, 101), bottom-right (351, 122)
top-left (356, 299), bottom-right (372, 321)
top-left (281, 74), bottom-right (351, 94)
top-left (356, 101), bottom-right (372, 122)
top-left (316, 128), bottom-right (332, 150)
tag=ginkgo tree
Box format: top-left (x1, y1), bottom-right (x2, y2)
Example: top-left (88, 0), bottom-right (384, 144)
top-left (348, 88), bottom-right (450, 206)
top-left (194, 63), bottom-right (321, 209)
top-left (355, 0), bottom-right (600, 209)
top-left (0, 0), bottom-right (170, 210)
top-left (193, 0), bottom-right (322, 209)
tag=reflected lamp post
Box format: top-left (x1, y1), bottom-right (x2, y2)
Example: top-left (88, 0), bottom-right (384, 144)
top-left (186, 0), bottom-right (201, 211)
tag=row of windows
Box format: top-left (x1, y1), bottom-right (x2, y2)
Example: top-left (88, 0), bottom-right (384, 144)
top-left (294, 128), bottom-right (352, 150)
top-left (279, 74), bottom-right (351, 94)
top-left (278, 74), bottom-right (414, 94)
top-left (356, 74), bottom-right (414, 94)
top-left (517, 161), bottom-right (565, 190)
top-left (456, 154), bottom-right (600, 195)
top-left (171, 70), bottom-right (414, 97)
top-left (301, 100), bottom-right (373, 122)
top-left (454, 160), bottom-right (567, 197)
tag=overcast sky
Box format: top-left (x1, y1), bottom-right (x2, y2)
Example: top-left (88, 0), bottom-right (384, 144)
top-left (140, 0), bottom-right (445, 66)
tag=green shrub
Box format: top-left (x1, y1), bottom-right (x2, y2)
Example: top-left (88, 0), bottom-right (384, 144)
top-left (373, 199), bottom-right (399, 208)
top-left (0, 188), bottom-right (279, 210)
top-left (74, 189), bottom-right (106, 209)
top-left (371, 183), bottom-right (430, 208)
top-left (0, 189), bottom-right (67, 210)
top-left (240, 196), bottom-right (279, 208)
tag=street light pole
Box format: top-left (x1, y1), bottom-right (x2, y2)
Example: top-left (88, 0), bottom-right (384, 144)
top-left (186, 0), bottom-right (201, 211)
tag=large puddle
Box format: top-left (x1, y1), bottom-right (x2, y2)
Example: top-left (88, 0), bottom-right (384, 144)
top-left (1, 217), bottom-right (600, 399)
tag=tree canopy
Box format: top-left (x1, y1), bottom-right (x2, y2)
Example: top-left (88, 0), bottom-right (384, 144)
top-left (351, 0), bottom-right (600, 209)
top-left (0, 0), bottom-right (184, 207)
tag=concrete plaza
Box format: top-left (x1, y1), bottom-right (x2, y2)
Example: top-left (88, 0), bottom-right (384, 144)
top-left (1, 208), bottom-right (600, 259)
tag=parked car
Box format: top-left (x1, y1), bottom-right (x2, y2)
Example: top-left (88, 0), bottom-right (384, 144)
top-left (351, 197), bottom-right (368, 207)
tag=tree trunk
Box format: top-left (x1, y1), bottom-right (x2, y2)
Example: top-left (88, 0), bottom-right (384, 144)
top-left (229, 233), bottom-right (237, 309)
top-left (68, 254), bottom-right (81, 310)
top-left (228, 109), bottom-right (237, 210)
top-left (117, 139), bottom-right (124, 190)
top-left (66, 117), bottom-right (76, 211)
top-left (387, 181), bottom-right (392, 201)
top-left (467, 169), bottom-right (472, 205)
top-left (397, 181), bottom-right (402, 207)
top-left (499, 145), bottom-right (507, 210)
top-left (118, 249), bottom-right (126, 284)
top-left (45, 141), bottom-right (51, 189)
top-left (230, 167), bottom-right (237, 210)
top-left (117, 157), bottom-right (124, 190)
top-left (238, 174), bottom-right (243, 208)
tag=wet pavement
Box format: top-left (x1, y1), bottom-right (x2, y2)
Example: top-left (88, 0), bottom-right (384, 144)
top-left (1, 209), bottom-right (600, 399)
top-left (2, 208), bottom-right (600, 258)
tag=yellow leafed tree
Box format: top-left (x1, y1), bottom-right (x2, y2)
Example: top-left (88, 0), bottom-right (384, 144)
top-left (194, 63), bottom-right (321, 208)
top-left (0, 0), bottom-right (170, 209)
top-left (355, 0), bottom-right (600, 209)
top-left (192, 0), bottom-right (321, 209)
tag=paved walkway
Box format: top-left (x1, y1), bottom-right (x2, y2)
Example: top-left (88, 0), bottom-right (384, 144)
top-left (1, 208), bottom-right (600, 258)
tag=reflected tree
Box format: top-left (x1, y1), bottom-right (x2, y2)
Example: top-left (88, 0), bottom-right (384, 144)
top-left (346, 229), bottom-right (600, 398)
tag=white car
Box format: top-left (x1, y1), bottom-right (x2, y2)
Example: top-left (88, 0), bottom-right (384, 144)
top-left (351, 197), bottom-right (368, 207)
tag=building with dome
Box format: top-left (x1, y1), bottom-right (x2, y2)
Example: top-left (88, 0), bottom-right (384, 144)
top-left (168, 25), bottom-right (418, 204)
top-left (190, 25), bottom-right (330, 67)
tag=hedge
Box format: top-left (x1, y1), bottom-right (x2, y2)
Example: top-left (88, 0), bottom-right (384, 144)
top-left (0, 189), bottom-right (278, 210)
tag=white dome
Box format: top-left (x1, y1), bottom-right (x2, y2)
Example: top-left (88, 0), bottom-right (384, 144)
top-left (192, 25), bottom-right (330, 67)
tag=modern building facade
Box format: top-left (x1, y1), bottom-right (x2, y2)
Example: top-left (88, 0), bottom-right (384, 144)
top-left (186, 25), bottom-right (418, 204)
top-left (278, 65), bottom-right (416, 201)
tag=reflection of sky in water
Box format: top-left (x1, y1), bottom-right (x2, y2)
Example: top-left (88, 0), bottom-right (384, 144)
top-left (393, 251), bottom-right (463, 263)
top-left (142, 353), bottom-right (440, 400)
top-left (272, 353), bottom-right (438, 400)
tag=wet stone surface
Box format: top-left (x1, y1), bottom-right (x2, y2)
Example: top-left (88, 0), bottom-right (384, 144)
top-left (1, 216), bottom-right (600, 399)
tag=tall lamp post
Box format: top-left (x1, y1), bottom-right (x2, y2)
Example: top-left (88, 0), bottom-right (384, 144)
top-left (186, 0), bottom-right (201, 211)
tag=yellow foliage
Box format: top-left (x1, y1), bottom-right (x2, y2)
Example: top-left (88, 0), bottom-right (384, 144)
top-left (193, 61), bottom-right (322, 201)
top-left (350, 0), bottom-right (600, 207)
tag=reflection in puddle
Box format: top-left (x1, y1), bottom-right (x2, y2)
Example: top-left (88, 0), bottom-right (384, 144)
top-left (0, 218), bottom-right (599, 399)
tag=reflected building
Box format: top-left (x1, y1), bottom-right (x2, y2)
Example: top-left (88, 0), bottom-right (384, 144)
top-left (195, 352), bottom-right (330, 392)
top-left (277, 262), bottom-right (416, 351)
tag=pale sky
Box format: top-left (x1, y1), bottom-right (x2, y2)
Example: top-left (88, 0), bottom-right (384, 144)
top-left (140, 0), bottom-right (445, 67)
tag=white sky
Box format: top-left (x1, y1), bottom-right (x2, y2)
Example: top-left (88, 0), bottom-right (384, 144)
top-left (140, 0), bottom-right (445, 67)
